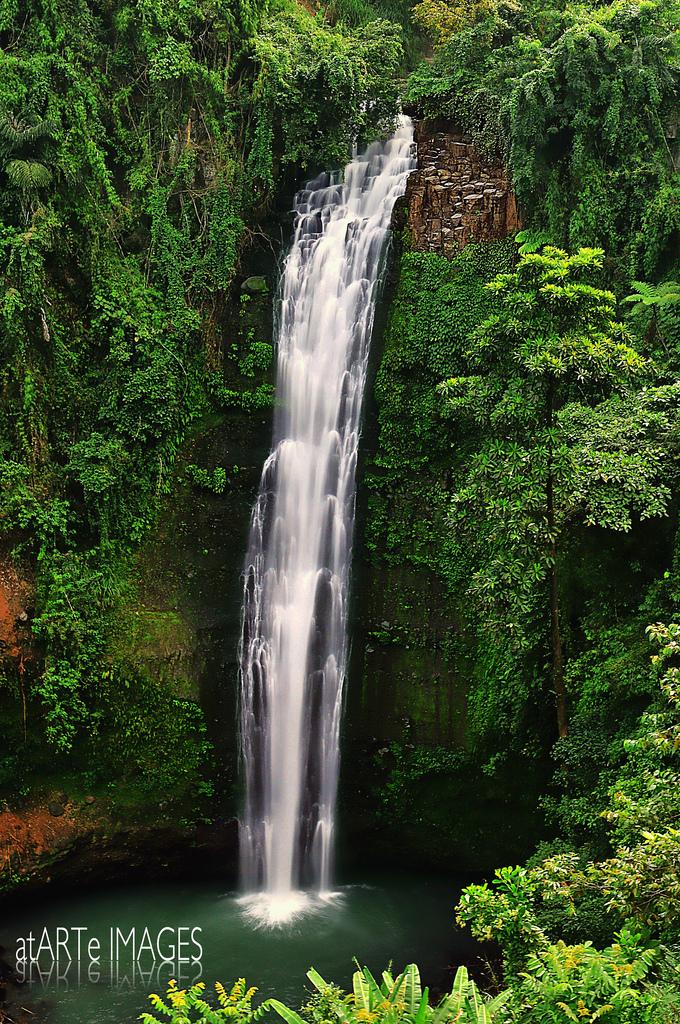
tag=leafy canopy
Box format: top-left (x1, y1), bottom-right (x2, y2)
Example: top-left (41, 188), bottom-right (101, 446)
top-left (439, 247), bottom-right (676, 640)
top-left (405, 0), bottom-right (680, 270)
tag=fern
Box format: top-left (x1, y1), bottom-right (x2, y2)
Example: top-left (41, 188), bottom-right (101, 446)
top-left (143, 979), bottom-right (266, 1024)
top-left (4, 158), bottom-right (52, 190)
top-left (622, 280), bottom-right (680, 318)
top-left (0, 115), bottom-right (56, 149)
top-left (515, 229), bottom-right (553, 254)
top-left (623, 281), bottom-right (660, 304)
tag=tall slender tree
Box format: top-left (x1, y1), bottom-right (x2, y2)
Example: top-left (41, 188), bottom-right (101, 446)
top-left (440, 247), bottom-right (678, 737)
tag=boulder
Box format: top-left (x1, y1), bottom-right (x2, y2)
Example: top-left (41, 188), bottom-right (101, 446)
top-left (241, 276), bottom-right (268, 295)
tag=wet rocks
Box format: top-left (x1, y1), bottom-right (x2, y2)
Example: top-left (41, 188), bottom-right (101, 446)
top-left (241, 275), bottom-right (269, 295)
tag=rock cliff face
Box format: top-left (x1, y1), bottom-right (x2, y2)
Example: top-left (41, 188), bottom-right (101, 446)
top-left (0, 555), bottom-right (33, 669)
top-left (0, 257), bottom-right (276, 899)
top-left (0, 125), bottom-right (526, 895)
top-left (341, 119), bottom-right (547, 873)
top-left (404, 119), bottom-right (520, 256)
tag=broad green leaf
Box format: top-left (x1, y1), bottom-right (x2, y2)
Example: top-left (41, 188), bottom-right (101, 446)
top-left (361, 967), bottom-right (383, 1007)
top-left (382, 970), bottom-right (395, 992)
top-left (403, 965), bottom-right (422, 1014)
top-left (268, 999), bottom-right (307, 1024)
top-left (306, 968), bottom-right (328, 993)
top-left (353, 971), bottom-right (371, 1010)
top-left (414, 986), bottom-right (430, 1024)
top-left (451, 966), bottom-right (468, 1002)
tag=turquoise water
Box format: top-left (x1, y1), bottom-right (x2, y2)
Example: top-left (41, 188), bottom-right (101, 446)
top-left (0, 871), bottom-right (476, 1024)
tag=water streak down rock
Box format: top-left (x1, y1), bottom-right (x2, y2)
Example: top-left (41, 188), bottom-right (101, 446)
top-left (238, 118), bottom-right (416, 925)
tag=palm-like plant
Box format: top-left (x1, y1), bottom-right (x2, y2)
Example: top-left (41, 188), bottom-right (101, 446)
top-left (4, 157), bottom-right (52, 190)
top-left (621, 280), bottom-right (680, 348)
top-left (0, 114), bottom-right (56, 206)
top-left (270, 963), bottom-right (510, 1024)
top-left (515, 229), bottom-right (554, 254)
top-left (623, 280), bottom-right (680, 312)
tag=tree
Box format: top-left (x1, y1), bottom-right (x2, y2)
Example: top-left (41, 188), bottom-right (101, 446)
top-left (404, 0), bottom-right (679, 272)
top-left (622, 280), bottom-right (680, 353)
top-left (457, 623), bottom-right (680, 953)
top-left (411, 0), bottom-right (498, 43)
top-left (439, 247), bottom-right (677, 737)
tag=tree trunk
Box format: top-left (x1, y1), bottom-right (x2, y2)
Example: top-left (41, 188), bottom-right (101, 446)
top-left (548, 539), bottom-right (568, 739)
top-left (546, 380), bottom-right (568, 738)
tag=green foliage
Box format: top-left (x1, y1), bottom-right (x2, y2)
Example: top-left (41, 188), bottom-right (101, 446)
top-left (4, 158), bottom-right (52, 191)
top-left (457, 862), bottom-right (568, 973)
top-left (323, 0), bottom-right (423, 68)
top-left (405, 0), bottom-right (680, 272)
top-left (143, 956), bottom-right (679, 1024)
top-left (186, 464), bottom-right (228, 494)
top-left (295, 962), bottom-right (509, 1024)
top-left (0, 0), bottom-right (404, 773)
top-left (367, 239), bottom-right (515, 587)
top-left (457, 862), bottom-right (669, 1018)
top-left (623, 282), bottom-right (680, 316)
top-left (249, 0), bottom-right (403, 187)
top-left (367, 240), bottom-right (544, 747)
top-left (411, 0), bottom-right (498, 43)
top-left (516, 931), bottom-right (658, 1024)
top-left (152, 965), bottom-right (509, 1024)
top-left (593, 624), bottom-right (680, 931)
top-left (0, 113), bottom-right (56, 215)
top-left (516, 229), bottom-right (556, 255)
top-left (457, 623), bottom-right (680, 973)
top-left (94, 667), bottom-right (211, 794)
top-left (622, 281), bottom-right (680, 362)
top-left (239, 340), bottom-right (274, 378)
top-left (141, 978), bottom-right (266, 1024)
top-left (368, 238), bottom-right (679, 753)
top-left (440, 246), bottom-right (678, 735)
top-left (375, 741), bottom-right (465, 820)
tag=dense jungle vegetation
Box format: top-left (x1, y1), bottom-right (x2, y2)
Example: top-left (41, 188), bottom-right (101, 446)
top-left (1, 0), bottom-right (680, 1020)
top-left (0, 0), bottom-right (405, 806)
top-left (361, 0), bottom-right (680, 1016)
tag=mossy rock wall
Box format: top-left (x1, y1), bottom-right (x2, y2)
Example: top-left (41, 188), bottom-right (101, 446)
top-left (115, 280), bottom-right (276, 816)
top-left (341, 235), bottom-right (550, 873)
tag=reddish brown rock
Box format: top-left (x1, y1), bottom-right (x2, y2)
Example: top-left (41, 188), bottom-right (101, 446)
top-left (0, 557), bottom-right (31, 661)
top-left (403, 119), bottom-right (521, 256)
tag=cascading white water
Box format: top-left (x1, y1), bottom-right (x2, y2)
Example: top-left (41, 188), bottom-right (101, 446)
top-left (238, 117), bottom-right (416, 926)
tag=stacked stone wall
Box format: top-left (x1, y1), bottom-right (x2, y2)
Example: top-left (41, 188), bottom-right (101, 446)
top-left (404, 119), bottom-right (520, 255)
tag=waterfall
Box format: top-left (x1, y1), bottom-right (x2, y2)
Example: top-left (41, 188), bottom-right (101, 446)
top-left (238, 116), bottom-right (416, 926)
